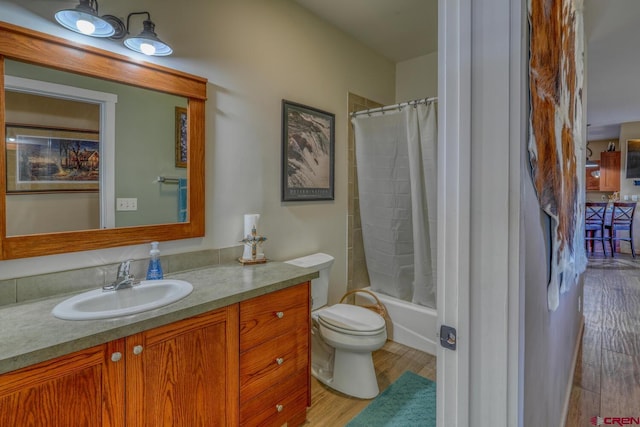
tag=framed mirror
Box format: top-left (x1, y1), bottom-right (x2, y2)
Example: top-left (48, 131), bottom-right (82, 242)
top-left (0, 22), bottom-right (207, 259)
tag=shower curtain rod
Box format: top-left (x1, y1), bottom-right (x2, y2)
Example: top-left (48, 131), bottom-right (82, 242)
top-left (350, 96), bottom-right (438, 117)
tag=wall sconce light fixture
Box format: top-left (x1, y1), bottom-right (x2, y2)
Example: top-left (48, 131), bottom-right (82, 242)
top-left (54, 0), bottom-right (115, 37)
top-left (120, 12), bottom-right (173, 56)
top-left (54, 2), bottom-right (172, 56)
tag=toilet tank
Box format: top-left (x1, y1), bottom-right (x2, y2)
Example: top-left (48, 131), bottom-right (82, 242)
top-left (284, 253), bottom-right (334, 310)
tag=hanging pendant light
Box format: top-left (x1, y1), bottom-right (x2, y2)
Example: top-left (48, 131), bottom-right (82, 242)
top-left (123, 13), bottom-right (173, 56)
top-left (54, 0), bottom-right (115, 37)
top-left (586, 142), bottom-right (598, 168)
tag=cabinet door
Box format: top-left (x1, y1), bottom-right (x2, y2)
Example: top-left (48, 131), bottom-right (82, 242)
top-left (0, 340), bottom-right (125, 427)
top-left (585, 161), bottom-right (600, 191)
top-left (125, 305), bottom-right (239, 427)
top-left (600, 151), bottom-right (621, 191)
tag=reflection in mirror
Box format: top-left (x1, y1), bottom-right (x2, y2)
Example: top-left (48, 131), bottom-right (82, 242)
top-left (0, 22), bottom-right (206, 260)
top-left (4, 59), bottom-right (188, 237)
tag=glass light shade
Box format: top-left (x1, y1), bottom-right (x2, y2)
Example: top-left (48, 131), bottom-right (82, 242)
top-left (123, 20), bottom-right (172, 56)
top-left (54, 2), bottom-right (115, 37)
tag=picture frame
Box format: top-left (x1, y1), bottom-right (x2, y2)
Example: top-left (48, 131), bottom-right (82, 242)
top-left (175, 106), bottom-right (187, 168)
top-left (281, 100), bottom-right (335, 201)
top-left (5, 125), bottom-right (100, 193)
top-left (626, 139), bottom-right (640, 178)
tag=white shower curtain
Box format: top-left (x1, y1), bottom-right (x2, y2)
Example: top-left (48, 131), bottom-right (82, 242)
top-left (352, 102), bottom-right (437, 308)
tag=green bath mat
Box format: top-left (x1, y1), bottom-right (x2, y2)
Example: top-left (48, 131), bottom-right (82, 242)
top-left (346, 371), bottom-right (436, 427)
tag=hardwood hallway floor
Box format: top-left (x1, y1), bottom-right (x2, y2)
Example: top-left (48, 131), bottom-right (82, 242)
top-left (566, 255), bottom-right (640, 426)
top-left (304, 340), bottom-right (436, 426)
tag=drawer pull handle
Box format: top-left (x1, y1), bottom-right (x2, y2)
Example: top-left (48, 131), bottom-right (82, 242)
top-left (276, 357), bottom-right (284, 365)
top-left (276, 404), bottom-right (284, 413)
top-left (133, 345), bottom-right (144, 355)
top-left (111, 352), bottom-right (122, 362)
top-left (275, 311), bottom-right (284, 319)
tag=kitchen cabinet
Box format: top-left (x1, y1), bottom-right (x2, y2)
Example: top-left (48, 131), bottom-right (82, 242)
top-left (239, 283), bottom-right (311, 427)
top-left (586, 160), bottom-right (601, 191)
top-left (600, 151), bottom-right (621, 191)
top-left (585, 152), bottom-right (621, 192)
top-left (0, 305), bottom-right (239, 427)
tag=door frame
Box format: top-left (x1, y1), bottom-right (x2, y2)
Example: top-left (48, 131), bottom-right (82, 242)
top-left (436, 0), bottom-right (471, 425)
top-left (437, 0), bottom-right (525, 426)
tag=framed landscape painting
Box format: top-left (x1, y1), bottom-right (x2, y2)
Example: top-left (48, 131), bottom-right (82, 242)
top-left (281, 100), bottom-right (335, 201)
top-left (5, 125), bottom-right (99, 193)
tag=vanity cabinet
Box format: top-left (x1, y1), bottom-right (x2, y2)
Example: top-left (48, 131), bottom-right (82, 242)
top-left (239, 283), bottom-right (311, 427)
top-left (0, 305), bottom-right (239, 427)
top-left (0, 341), bottom-right (124, 426)
top-left (125, 305), bottom-right (239, 426)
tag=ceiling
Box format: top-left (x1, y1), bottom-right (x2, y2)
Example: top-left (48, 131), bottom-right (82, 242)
top-left (584, 0), bottom-right (640, 141)
top-left (294, 0), bottom-right (437, 63)
top-left (296, 0), bottom-right (638, 142)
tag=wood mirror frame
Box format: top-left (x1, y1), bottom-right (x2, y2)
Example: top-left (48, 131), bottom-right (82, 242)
top-left (0, 22), bottom-right (206, 259)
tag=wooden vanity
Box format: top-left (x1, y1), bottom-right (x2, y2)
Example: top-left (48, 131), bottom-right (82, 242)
top-left (0, 264), bottom-right (314, 427)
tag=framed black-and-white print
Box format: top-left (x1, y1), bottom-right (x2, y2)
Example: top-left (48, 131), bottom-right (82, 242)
top-left (281, 100), bottom-right (335, 201)
top-left (175, 107), bottom-right (187, 168)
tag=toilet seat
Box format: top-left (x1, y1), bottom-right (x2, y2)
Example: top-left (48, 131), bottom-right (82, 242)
top-left (316, 304), bottom-right (386, 336)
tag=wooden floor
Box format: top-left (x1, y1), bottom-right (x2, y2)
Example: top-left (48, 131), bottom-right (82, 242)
top-left (566, 254), bottom-right (640, 426)
top-left (304, 340), bottom-right (436, 426)
top-left (301, 253), bottom-right (640, 427)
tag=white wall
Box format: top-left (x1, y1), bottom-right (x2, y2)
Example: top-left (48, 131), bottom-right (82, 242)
top-left (396, 52), bottom-right (438, 103)
top-left (617, 121), bottom-right (640, 253)
top-left (0, 0), bottom-right (396, 305)
top-left (522, 163), bottom-right (583, 427)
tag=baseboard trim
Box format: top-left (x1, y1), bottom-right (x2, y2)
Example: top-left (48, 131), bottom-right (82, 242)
top-left (559, 315), bottom-right (584, 427)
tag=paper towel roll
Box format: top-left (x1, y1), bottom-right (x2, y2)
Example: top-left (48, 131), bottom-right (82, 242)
top-left (242, 214), bottom-right (260, 259)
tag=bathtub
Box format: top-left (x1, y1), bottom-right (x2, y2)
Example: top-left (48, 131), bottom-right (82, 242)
top-left (355, 287), bottom-right (438, 356)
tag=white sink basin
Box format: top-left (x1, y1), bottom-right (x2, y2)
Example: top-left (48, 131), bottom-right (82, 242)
top-left (52, 279), bottom-right (193, 320)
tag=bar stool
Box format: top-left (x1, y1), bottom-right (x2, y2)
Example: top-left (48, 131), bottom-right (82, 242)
top-left (605, 201), bottom-right (636, 258)
top-left (585, 202), bottom-right (608, 255)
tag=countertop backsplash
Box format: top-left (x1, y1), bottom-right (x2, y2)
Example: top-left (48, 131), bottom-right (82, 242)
top-left (0, 245), bottom-right (244, 307)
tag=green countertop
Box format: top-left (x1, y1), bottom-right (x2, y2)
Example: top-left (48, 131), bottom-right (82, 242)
top-left (0, 261), bottom-right (318, 375)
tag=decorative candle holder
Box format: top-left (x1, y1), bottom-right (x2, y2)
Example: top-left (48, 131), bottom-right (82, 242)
top-left (239, 225), bottom-right (268, 265)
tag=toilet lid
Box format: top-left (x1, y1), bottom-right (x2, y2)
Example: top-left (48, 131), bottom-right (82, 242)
top-left (317, 304), bottom-right (386, 332)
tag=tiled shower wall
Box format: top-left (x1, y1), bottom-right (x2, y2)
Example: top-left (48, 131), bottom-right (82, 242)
top-left (347, 93), bottom-right (383, 292)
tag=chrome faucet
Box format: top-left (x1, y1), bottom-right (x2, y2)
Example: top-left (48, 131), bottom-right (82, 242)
top-left (103, 260), bottom-right (137, 291)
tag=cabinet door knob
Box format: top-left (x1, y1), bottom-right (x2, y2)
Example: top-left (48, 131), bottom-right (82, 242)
top-left (111, 352), bottom-right (122, 362)
top-left (275, 357), bottom-right (284, 365)
top-left (276, 404), bottom-right (284, 413)
top-left (275, 311), bottom-right (284, 319)
top-left (133, 345), bottom-right (144, 355)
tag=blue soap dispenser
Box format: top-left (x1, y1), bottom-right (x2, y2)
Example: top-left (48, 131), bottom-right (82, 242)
top-left (146, 241), bottom-right (163, 280)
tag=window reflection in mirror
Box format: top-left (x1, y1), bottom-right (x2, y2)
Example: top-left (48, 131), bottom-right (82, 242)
top-left (4, 60), bottom-right (188, 236)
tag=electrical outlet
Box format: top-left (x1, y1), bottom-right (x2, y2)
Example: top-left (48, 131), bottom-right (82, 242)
top-left (116, 198), bottom-right (137, 211)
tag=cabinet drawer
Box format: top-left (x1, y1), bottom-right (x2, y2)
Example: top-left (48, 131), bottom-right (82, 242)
top-left (240, 328), bottom-right (308, 402)
top-left (240, 370), bottom-right (308, 427)
top-left (240, 283), bottom-right (309, 351)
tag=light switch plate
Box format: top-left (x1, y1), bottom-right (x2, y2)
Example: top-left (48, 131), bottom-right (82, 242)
top-left (116, 198), bottom-right (137, 211)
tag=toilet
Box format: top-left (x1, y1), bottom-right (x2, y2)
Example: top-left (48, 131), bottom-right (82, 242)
top-left (285, 253), bottom-right (387, 399)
